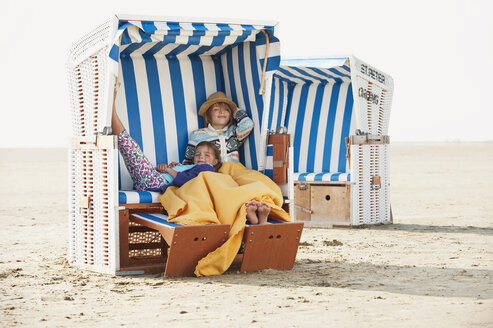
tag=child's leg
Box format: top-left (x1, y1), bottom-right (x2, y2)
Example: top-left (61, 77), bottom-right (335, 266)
top-left (257, 201), bottom-right (271, 225)
top-left (118, 130), bottom-right (168, 191)
top-left (111, 85), bottom-right (125, 135)
top-left (112, 86), bottom-right (166, 191)
top-left (112, 106), bottom-right (125, 135)
top-left (245, 201), bottom-right (259, 225)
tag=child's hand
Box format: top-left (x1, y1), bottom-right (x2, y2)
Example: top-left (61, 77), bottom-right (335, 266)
top-left (156, 164), bottom-right (169, 172)
top-left (168, 161), bottom-right (180, 168)
top-left (164, 167), bottom-right (178, 178)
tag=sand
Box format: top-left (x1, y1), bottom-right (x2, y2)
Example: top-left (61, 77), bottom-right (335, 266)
top-left (0, 143), bottom-right (492, 327)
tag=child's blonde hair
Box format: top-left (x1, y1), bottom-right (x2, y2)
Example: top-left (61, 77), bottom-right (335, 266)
top-left (195, 141), bottom-right (222, 171)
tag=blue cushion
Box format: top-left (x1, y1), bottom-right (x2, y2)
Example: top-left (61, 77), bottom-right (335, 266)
top-left (294, 172), bottom-right (351, 182)
top-left (119, 190), bottom-right (160, 204)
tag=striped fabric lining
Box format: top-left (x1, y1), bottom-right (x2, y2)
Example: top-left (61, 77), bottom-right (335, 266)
top-left (294, 172), bottom-right (351, 182)
top-left (134, 213), bottom-right (283, 227)
top-left (274, 65), bottom-right (351, 85)
top-left (264, 140), bottom-right (351, 182)
top-left (132, 213), bottom-right (181, 227)
top-left (266, 63), bottom-right (356, 181)
top-left (110, 20), bottom-right (280, 72)
top-left (119, 190), bottom-right (160, 204)
top-left (114, 20), bottom-right (281, 191)
top-left (264, 144), bottom-right (274, 180)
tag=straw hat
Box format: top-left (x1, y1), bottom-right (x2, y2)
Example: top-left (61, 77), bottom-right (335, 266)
top-left (198, 92), bottom-right (237, 117)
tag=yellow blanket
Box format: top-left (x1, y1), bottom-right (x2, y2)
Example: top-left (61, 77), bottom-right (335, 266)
top-left (158, 162), bottom-right (291, 276)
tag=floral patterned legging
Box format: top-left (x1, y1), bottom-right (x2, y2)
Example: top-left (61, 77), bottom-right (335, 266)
top-left (118, 130), bottom-right (169, 191)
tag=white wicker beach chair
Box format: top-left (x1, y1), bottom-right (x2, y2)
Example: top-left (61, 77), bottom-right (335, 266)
top-left (264, 57), bottom-right (394, 227)
top-left (67, 15), bottom-right (303, 275)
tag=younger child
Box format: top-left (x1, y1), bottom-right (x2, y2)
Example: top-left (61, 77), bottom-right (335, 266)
top-left (148, 141), bottom-right (221, 194)
top-left (154, 143), bottom-right (272, 225)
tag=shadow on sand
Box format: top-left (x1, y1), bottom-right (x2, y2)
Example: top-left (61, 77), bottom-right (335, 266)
top-left (195, 259), bottom-right (493, 299)
top-left (357, 223), bottom-right (493, 236)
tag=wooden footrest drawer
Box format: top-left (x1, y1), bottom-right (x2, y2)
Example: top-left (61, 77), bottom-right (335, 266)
top-left (294, 183), bottom-right (350, 227)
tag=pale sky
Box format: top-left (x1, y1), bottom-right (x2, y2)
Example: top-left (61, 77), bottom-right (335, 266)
top-left (1, 0), bottom-right (491, 148)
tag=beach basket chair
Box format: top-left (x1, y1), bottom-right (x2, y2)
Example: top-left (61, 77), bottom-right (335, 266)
top-left (67, 14), bottom-right (303, 276)
top-left (263, 57), bottom-right (394, 227)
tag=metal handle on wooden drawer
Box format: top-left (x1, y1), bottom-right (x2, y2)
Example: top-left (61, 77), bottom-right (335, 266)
top-left (294, 204), bottom-right (313, 214)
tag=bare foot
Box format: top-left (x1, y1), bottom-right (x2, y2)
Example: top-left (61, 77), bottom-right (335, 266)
top-left (245, 201), bottom-right (258, 224)
top-left (257, 202), bottom-right (271, 224)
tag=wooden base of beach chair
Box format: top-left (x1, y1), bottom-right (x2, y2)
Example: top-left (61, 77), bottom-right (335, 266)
top-left (118, 204), bottom-right (167, 275)
top-left (239, 222), bottom-right (304, 272)
top-left (294, 182), bottom-right (352, 227)
top-left (131, 213), bottom-right (229, 277)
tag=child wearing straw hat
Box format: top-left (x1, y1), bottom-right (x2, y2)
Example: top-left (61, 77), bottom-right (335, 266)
top-left (182, 91), bottom-right (254, 164)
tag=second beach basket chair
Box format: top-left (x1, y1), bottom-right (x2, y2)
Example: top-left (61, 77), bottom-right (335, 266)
top-left (263, 57), bottom-right (394, 227)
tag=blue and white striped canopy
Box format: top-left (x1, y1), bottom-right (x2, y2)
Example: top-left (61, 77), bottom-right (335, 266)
top-left (266, 59), bottom-right (356, 182)
top-left (113, 19), bottom-right (281, 190)
top-left (109, 20), bottom-right (280, 72)
top-left (273, 62), bottom-right (351, 85)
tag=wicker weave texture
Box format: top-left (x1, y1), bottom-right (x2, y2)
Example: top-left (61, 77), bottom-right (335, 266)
top-left (67, 48), bottom-right (109, 137)
top-left (67, 23), bottom-right (118, 274)
top-left (68, 148), bottom-right (118, 274)
top-left (128, 221), bottom-right (163, 258)
top-left (67, 20), bottom-right (112, 137)
top-left (350, 144), bottom-right (391, 225)
top-left (67, 20), bottom-right (112, 68)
